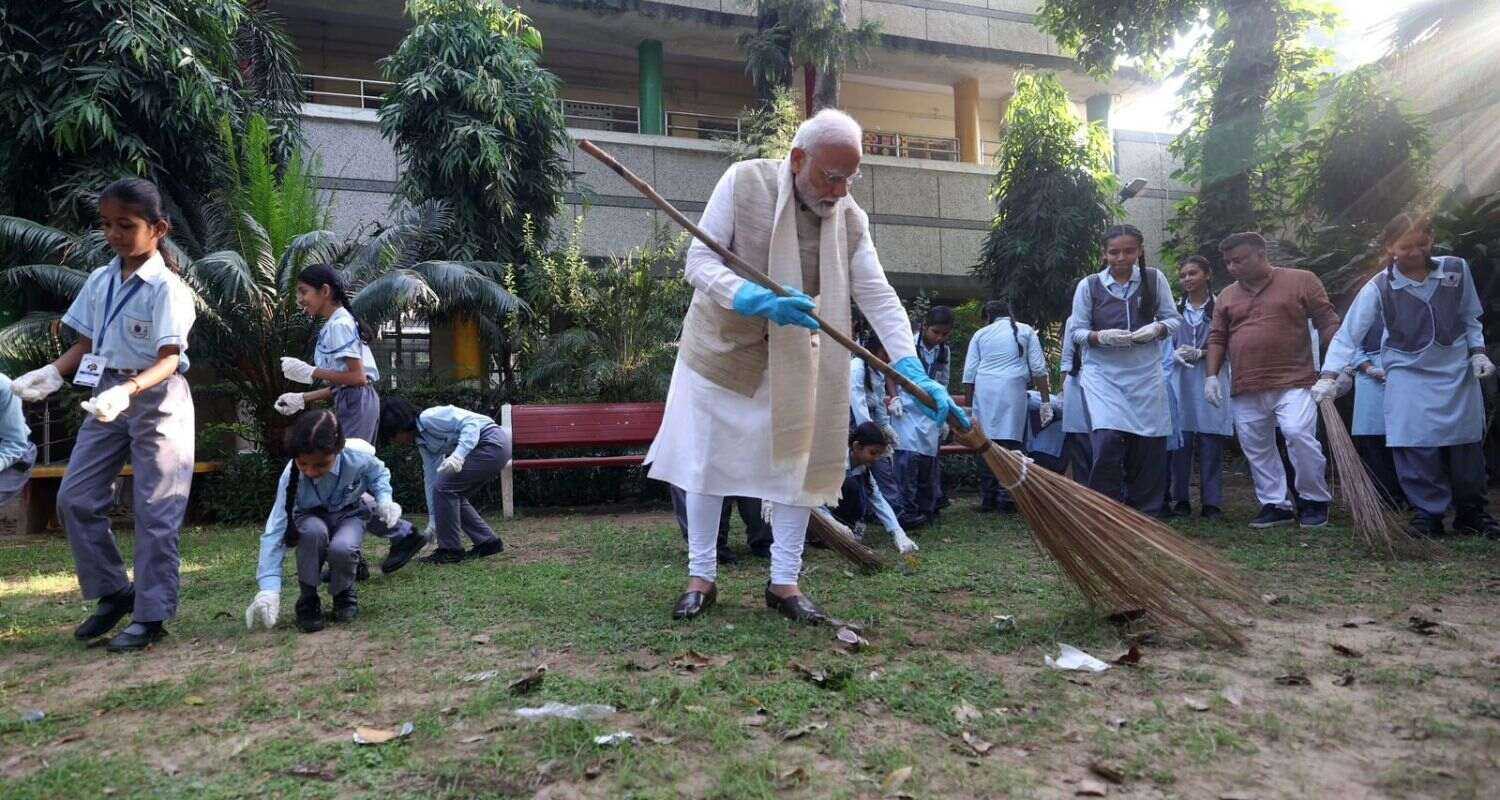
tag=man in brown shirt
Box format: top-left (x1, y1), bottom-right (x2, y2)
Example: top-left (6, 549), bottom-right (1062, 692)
top-left (1204, 232), bottom-right (1341, 529)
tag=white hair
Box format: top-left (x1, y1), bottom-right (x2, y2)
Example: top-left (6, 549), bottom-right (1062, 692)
top-left (791, 108), bottom-right (863, 152)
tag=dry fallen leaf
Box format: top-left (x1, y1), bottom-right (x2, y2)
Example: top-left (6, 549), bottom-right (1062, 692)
top-left (951, 701), bottom-right (983, 724)
top-left (1089, 761), bottom-right (1125, 784)
top-left (459, 670), bottom-right (497, 683)
top-left (670, 650), bottom-right (732, 671)
top-left (961, 731), bottom-right (994, 756)
top-left (1342, 616), bottom-right (1377, 628)
top-left (1106, 717), bottom-right (1128, 731)
top-left (469, 634), bottom-right (490, 645)
top-left (460, 735), bottom-right (486, 744)
top-left (287, 764), bottom-right (336, 782)
top-left (352, 722), bottom-right (414, 745)
top-left (1111, 645), bottom-right (1142, 666)
top-left (584, 761), bottom-right (606, 779)
top-left (882, 765), bottom-right (914, 794)
top-left (1261, 593), bottom-right (1284, 606)
top-left (1409, 616), bottom-right (1441, 636)
top-left (1333, 673), bottom-right (1356, 687)
top-left (1076, 777), bottom-right (1109, 796)
top-left (789, 661), bottom-right (850, 690)
top-left (739, 708), bottom-right (769, 727)
top-left (1330, 642), bottom-right (1363, 658)
top-left (1273, 674), bottom-right (1311, 687)
top-left (1183, 696), bottom-right (1210, 712)
top-left (836, 627), bottom-right (869, 652)
top-left (183, 696), bottom-right (206, 707)
top-left (781, 721), bottom-right (827, 741)
top-left (507, 665), bottom-right (547, 696)
top-left (775, 766), bottom-right (808, 789)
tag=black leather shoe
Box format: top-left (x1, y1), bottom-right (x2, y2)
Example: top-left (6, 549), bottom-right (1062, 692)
top-left (717, 547), bottom-right (741, 566)
top-left (1201, 506), bottom-right (1224, 520)
top-left (671, 585), bottom-right (717, 620)
top-left (75, 585), bottom-right (135, 641)
top-left (465, 539), bottom-right (505, 560)
top-left (355, 555), bottom-right (371, 582)
top-left (331, 591), bottom-right (358, 623)
top-left (764, 585), bottom-right (829, 625)
top-left (1412, 511), bottom-right (1446, 538)
top-left (420, 547), bottom-right (466, 565)
top-left (105, 621), bottom-right (166, 653)
top-left (1454, 510), bottom-right (1500, 539)
top-left (1173, 502), bottom-right (1193, 517)
top-left (381, 531), bottom-right (428, 574)
top-left (296, 584), bottom-right (324, 633)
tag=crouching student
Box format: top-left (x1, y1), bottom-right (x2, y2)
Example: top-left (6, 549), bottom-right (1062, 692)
top-left (1319, 212), bottom-right (1497, 537)
top-left (379, 398), bottom-right (510, 564)
top-left (825, 422), bottom-right (916, 554)
top-left (0, 373), bottom-right (35, 508)
top-left (246, 411), bottom-right (404, 632)
top-left (1025, 391), bottom-right (1066, 474)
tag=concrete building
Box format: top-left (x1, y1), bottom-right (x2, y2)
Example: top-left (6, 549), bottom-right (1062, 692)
top-left (272, 0), bottom-right (1184, 300)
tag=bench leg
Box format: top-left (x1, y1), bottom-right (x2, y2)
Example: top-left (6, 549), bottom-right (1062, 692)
top-left (501, 461), bottom-right (514, 519)
top-left (21, 480), bottom-right (59, 536)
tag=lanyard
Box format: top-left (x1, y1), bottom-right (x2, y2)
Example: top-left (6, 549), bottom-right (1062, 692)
top-left (307, 468), bottom-right (339, 509)
top-left (94, 270), bottom-right (147, 352)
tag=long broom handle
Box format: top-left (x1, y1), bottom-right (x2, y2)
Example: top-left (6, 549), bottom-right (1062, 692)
top-left (578, 139), bottom-right (968, 431)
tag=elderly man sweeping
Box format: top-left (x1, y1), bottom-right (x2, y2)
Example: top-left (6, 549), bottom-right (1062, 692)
top-left (646, 109), bottom-right (965, 623)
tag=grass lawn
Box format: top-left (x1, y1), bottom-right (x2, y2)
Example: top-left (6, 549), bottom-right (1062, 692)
top-left (1, 498), bottom-right (1498, 799)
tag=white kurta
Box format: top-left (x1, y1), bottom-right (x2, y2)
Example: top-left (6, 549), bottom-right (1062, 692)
top-left (646, 166), bottom-right (917, 506)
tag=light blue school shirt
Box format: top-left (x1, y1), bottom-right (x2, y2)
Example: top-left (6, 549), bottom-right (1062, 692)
top-left (315, 306), bottom-right (379, 381)
top-left (890, 391), bottom-right (941, 456)
top-left (849, 358), bottom-right (890, 429)
top-left (1067, 265), bottom-right (1181, 437)
top-left (416, 405), bottom-right (497, 514)
top-left (255, 442), bottom-right (394, 591)
top-left (61, 253), bottom-right (195, 371)
top-left (963, 319), bottom-right (1045, 442)
top-left (0, 374), bottom-right (31, 471)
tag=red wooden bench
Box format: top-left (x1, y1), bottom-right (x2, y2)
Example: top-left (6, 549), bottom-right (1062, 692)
top-left (498, 399), bottom-right (976, 517)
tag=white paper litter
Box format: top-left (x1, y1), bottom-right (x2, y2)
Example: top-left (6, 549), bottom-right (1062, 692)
top-left (1043, 643), bottom-right (1111, 673)
top-left (513, 702), bottom-right (616, 721)
top-left (593, 731), bottom-right (635, 746)
top-left (459, 670), bottom-right (498, 683)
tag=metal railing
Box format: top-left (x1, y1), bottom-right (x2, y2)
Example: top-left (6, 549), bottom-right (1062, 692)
top-left (300, 73), bottom-right (393, 110)
top-left (862, 131), bottom-right (961, 162)
top-left (665, 110), bottom-right (742, 141)
top-left (559, 99), bottom-right (641, 133)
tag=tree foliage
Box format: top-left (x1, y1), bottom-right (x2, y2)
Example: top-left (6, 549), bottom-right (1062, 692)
top-left (738, 0), bottom-right (880, 111)
top-left (975, 73), bottom-right (1119, 337)
top-left (378, 0), bottom-right (570, 266)
top-left (731, 86), bottom-right (803, 161)
top-left (0, 0), bottom-right (303, 231)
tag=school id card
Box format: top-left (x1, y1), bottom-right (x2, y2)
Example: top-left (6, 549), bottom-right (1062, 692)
top-left (74, 354), bottom-right (106, 388)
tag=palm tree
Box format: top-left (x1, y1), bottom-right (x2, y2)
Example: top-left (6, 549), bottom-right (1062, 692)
top-left (738, 0), bottom-right (881, 113)
top-left (0, 119), bottom-right (521, 451)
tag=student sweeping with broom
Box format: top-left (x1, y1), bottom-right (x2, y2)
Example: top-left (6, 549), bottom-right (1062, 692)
top-left (1064, 224), bottom-right (1182, 517)
top-left (1319, 213), bottom-right (1498, 538)
top-left (644, 109), bottom-right (964, 624)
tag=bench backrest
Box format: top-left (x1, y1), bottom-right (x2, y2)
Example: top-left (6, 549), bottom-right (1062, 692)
top-left (510, 402), bottom-right (665, 449)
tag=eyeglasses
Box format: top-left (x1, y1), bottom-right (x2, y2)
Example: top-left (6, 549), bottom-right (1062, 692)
top-left (820, 169), bottom-right (862, 187)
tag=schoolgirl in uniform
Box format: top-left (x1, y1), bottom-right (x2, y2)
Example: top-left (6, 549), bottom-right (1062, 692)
top-left (1059, 319), bottom-right (1094, 482)
top-left (1164, 256), bottom-right (1232, 519)
top-left (0, 373), bottom-right (35, 508)
top-left (889, 361), bottom-right (943, 529)
top-left (849, 332), bottom-right (906, 521)
top-left (245, 411), bottom-right (404, 632)
top-left (917, 307), bottom-right (955, 510)
top-left (378, 398), bottom-right (510, 564)
top-left (10, 179), bottom-right (197, 652)
top-left (275, 264), bottom-right (381, 442)
top-left (825, 421), bottom-right (916, 554)
top-left (1064, 224), bottom-right (1182, 516)
top-left (962, 301), bottom-right (1050, 512)
top-left (1321, 212), bottom-right (1497, 537)
top-left (1349, 316), bottom-right (1406, 507)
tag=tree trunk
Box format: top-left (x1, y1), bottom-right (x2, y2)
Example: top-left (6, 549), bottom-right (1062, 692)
top-left (810, 0), bottom-right (847, 112)
top-left (1192, 0), bottom-right (1282, 280)
top-left (753, 9), bottom-right (793, 108)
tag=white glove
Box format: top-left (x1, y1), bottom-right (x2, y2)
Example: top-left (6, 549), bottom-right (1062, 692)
top-left (378, 500), bottom-right (402, 528)
top-left (1204, 375), bottom-right (1222, 408)
top-left (80, 384), bottom-right (132, 423)
top-left (1309, 375), bottom-right (1346, 404)
top-left (1472, 353), bottom-right (1495, 379)
top-left (1094, 329), bottom-right (1133, 348)
top-left (274, 392), bottom-right (306, 416)
top-left (280, 356), bottom-right (317, 384)
top-left (245, 589), bottom-right (280, 630)
top-left (1362, 365), bottom-right (1386, 382)
top-left (1335, 370), bottom-right (1354, 397)
top-left (438, 454), bottom-right (465, 475)
top-left (885, 394), bottom-right (905, 417)
top-left (1037, 402), bottom-right (1055, 428)
top-left (893, 530), bottom-right (918, 555)
top-left (1173, 345), bottom-right (1203, 367)
top-left (1129, 323), bottom-right (1164, 344)
top-left (12, 364), bottom-right (63, 402)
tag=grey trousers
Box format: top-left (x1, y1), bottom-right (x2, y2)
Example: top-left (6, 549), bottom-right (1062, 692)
top-left (59, 373), bottom-right (194, 622)
top-left (1392, 442), bottom-right (1488, 518)
top-left (431, 427), bottom-right (509, 551)
top-left (1170, 432), bottom-right (1227, 510)
top-left (1088, 429), bottom-right (1167, 516)
top-left (0, 442), bottom-right (35, 506)
top-left (295, 505), bottom-right (365, 598)
top-left (334, 385), bottom-right (380, 443)
top-left (1064, 433), bottom-right (1093, 484)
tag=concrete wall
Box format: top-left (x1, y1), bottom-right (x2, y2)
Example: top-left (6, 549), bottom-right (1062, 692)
top-left (1382, 37), bottom-right (1500, 195)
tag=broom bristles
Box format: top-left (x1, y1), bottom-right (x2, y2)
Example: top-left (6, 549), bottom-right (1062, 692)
top-left (808, 507), bottom-right (886, 573)
top-left (1317, 399), bottom-right (1437, 558)
top-left (952, 424), bottom-right (1252, 647)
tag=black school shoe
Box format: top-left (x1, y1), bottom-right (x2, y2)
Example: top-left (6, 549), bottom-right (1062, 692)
top-left (465, 539), bottom-right (505, 560)
top-left (1411, 511), bottom-right (1446, 538)
top-left (764, 584), bottom-right (829, 625)
top-left (381, 531), bottom-right (429, 574)
top-left (296, 584), bottom-right (324, 633)
top-left (1201, 506), bottom-right (1224, 520)
top-left (331, 590), bottom-right (358, 623)
top-left (1298, 501), bottom-right (1330, 528)
top-left (1249, 505), bottom-right (1296, 529)
top-left (671, 584), bottom-right (717, 620)
top-left (75, 584), bottom-right (135, 641)
top-left (1173, 502), bottom-right (1193, 517)
top-left (420, 547), bottom-right (466, 565)
top-left (105, 621), bottom-right (166, 653)
top-left (1454, 510), bottom-right (1500, 539)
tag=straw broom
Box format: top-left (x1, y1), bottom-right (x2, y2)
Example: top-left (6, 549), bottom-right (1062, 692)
top-left (809, 507), bottom-right (885, 572)
top-left (1317, 398), bottom-right (1431, 558)
top-left (579, 140), bottom-right (1251, 645)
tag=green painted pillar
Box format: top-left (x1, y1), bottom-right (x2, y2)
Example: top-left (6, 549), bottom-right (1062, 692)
top-left (1086, 93), bottom-right (1112, 128)
top-left (638, 40), bottom-right (664, 135)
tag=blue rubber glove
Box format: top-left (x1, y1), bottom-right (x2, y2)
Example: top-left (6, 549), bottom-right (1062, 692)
top-left (892, 356), bottom-right (970, 428)
top-left (732, 283), bottom-right (820, 331)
